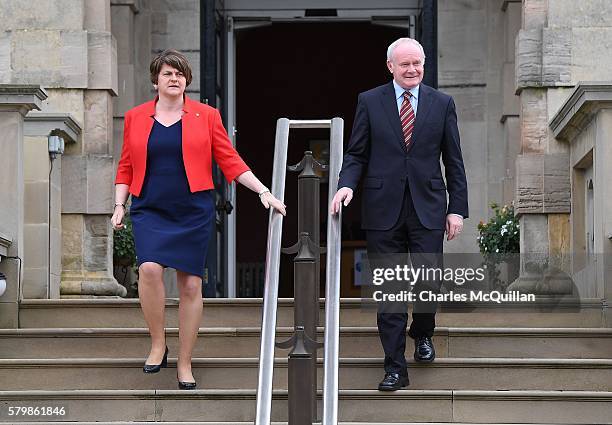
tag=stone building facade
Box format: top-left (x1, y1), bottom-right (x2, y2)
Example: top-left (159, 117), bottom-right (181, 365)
top-left (0, 1), bottom-right (610, 322)
top-left (511, 0), bottom-right (612, 305)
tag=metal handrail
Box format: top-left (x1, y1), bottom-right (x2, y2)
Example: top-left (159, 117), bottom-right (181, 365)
top-left (255, 117), bottom-right (343, 425)
top-left (322, 118), bottom-right (343, 425)
top-left (255, 118), bottom-right (289, 425)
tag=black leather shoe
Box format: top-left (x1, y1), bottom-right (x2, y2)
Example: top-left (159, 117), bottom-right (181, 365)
top-left (414, 336), bottom-right (435, 363)
top-left (143, 346), bottom-right (168, 373)
top-left (377, 372), bottom-right (408, 391)
top-left (177, 373), bottom-right (197, 390)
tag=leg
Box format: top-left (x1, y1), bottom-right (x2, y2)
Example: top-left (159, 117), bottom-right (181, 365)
top-left (404, 216), bottom-right (444, 339)
top-left (176, 270), bottom-right (203, 383)
top-left (376, 307), bottom-right (408, 373)
top-left (138, 262), bottom-right (167, 364)
top-left (367, 221), bottom-right (410, 377)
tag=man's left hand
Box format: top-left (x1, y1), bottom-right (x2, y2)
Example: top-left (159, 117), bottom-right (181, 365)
top-left (446, 214), bottom-right (463, 241)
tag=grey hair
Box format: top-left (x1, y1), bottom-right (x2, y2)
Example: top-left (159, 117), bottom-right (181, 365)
top-left (387, 38), bottom-right (426, 64)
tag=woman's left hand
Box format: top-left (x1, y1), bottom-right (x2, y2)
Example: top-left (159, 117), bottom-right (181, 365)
top-left (260, 192), bottom-right (286, 216)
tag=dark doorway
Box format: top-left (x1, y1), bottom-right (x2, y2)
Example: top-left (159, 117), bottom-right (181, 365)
top-left (235, 22), bottom-right (405, 297)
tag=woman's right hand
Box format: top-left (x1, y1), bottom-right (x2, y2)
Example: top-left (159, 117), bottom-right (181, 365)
top-left (111, 205), bottom-right (126, 230)
top-left (260, 192), bottom-right (286, 216)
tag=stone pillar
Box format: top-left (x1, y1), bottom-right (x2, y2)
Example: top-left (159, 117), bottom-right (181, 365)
top-left (23, 113), bottom-right (82, 298)
top-left (60, 94), bottom-right (124, 297)
top-left (0, 85), bottom-right (47, 327)
top-left (59, 0), bottom-right (124, 297)
top-left (510, 0), bottom-right (572, 293)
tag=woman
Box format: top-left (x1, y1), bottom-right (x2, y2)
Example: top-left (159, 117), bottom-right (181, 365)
top-left (111, 49), bottom-right (285, 390)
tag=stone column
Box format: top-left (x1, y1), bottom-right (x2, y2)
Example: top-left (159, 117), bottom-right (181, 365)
top-left (0, 85), bottom-right (47, 327)
top-left (59, 0), bottom-right (125, 297)
top-left (510, 0), bottom-right (573, 294)
top-left (23, 113), bottom-right (82, 298)
top-left (60, 90), bottom-right (125, 297)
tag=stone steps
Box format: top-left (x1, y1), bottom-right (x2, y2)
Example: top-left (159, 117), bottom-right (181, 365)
top-left (10, 423), bottom-right (570, 425)
top-left (17, 297), bottom-right (607, 328)
top-left (2, 327), bottom-right (611, 359)
top-left (1, 357), bottom-right (611, 391)
top-left (0, 389), bottom-right (610, 423)
top-left (6, 298), bottom-right (610, 424)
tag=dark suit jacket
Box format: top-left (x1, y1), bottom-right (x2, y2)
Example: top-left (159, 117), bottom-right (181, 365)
top-left (337, 82), bottom-right (468, 231)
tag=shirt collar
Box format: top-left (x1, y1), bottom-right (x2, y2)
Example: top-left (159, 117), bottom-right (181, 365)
top-left (392, 80), bottom-right (419, 101)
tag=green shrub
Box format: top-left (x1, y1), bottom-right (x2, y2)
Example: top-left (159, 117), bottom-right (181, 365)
top-left (477, 203), bottom-right (520, 290)
top-left (477, 203), bottom-right (520, 255)
top-left (113, 214), bottom-right (136, 267)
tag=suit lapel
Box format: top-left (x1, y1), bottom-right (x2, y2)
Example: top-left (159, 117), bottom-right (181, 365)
top-left (380, 82), bottom-right (407, 152)
top-left (407, 84), bottom-right (434, 154)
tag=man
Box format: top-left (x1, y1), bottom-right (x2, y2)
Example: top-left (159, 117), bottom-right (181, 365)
top-left (331, 38), bottom-right (468, 391)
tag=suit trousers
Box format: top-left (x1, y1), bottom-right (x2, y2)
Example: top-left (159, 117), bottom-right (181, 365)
top-left (366, 183), bottom-right (444, 376)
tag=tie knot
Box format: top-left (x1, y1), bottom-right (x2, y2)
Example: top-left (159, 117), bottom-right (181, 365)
top-left (403, 91), bottom-right (412, 99)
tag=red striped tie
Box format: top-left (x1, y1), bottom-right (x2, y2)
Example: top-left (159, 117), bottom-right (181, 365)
top-left (400, 91), bottom-right (415, 149)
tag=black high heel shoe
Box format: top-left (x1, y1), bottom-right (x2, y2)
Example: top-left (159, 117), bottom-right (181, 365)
top-left (143, 346), bottom-right (168, 373)
top-left (177, 373), bottom-right (197, 390)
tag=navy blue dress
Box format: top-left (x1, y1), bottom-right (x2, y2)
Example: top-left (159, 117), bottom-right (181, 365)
top-left (130, 119), bottom-right (214, 278)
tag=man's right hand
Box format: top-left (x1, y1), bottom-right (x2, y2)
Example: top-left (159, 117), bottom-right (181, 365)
top-left (330, 187), bottom-right (353, 215)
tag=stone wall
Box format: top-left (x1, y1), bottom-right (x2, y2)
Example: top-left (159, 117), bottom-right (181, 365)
top-left (512, 0), bottom-right (612, 294)
top-left (151, 0), bottom-right (200, 100)
top-left (111, 0), bottom-right (153, 170)
top-left (550, 83), bottom-right (612, 299)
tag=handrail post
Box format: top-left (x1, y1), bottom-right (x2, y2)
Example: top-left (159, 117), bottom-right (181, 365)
top-left (286, 233), bottom-right (319, 425)
top-left (283, 151), bottom-right (326, 424)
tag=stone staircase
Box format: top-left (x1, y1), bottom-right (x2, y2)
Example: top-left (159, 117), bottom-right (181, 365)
top-left (0, 298), bottom-right (610, 424)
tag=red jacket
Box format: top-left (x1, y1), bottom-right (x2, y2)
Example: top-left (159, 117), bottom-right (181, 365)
top-left (115, 96), bottom-right (250, 196)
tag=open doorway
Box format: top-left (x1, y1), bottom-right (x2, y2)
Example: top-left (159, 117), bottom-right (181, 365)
top-left (233, 22), bottom-right (405, 297)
